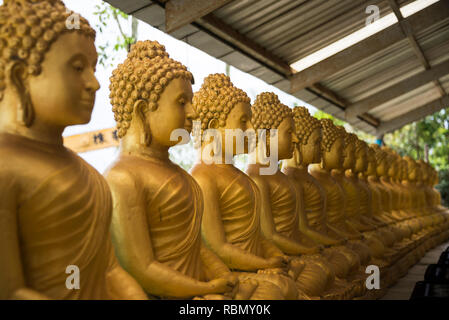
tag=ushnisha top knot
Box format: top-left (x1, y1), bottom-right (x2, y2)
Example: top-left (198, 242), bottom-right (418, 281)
top-left (0, 0), bottom-right (95, 100)
top-left (192, 73), bottom-right (250, 130)
top-left (109, 40), bottom-right (193, 138)
top-left (251, 92), bottom-right (291, 131)
top-left (320, 118), bottom-right (344, 152)
top-left (292, 106), bottom-right (321, 145)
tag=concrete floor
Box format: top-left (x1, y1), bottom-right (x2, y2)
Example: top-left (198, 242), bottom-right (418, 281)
top-left (381, 241), bottom-right (449, 300)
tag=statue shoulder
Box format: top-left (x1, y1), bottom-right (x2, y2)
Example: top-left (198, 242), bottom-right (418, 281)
top-left (104, 159), bottom-right (140, 192)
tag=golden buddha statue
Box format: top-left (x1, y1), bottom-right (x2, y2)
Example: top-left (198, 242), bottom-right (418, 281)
top-left (308, 120), bottom-right (374, 267)
top-left (106, 42), bottom-right (263, 300)
top-left (246, 93), bottom-right (351, 299)
top-left (282, 108), bottom-right (370, 298)
top-left (191, 74), bottom-right (303, 300)
top-left (407, 158), bottom-right (441, 250)
top-left (378, 150), bottom-right (426, 268)
top-left (366, 145), bottom-right (411, 252)
top-left (424, 164), bottom-right (449, 240)
top-left (329, 130), bottom-right (396, 292)
top-left (354, 141), bottom-right (400, 259)
top-left (0, 0), bottom-right (147, 300)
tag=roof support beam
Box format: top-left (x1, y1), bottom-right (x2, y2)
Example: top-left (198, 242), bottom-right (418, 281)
top-left (289, 0), bottom-right (449, 93)
top-left (196, 14), bottom-right (294, 76)
top-left (345, 59), bottom-right (449, 121)
top-left (388, 0), bottom-right (446, 97)
top-left (376, 95), bottom-right (449, 135)
top-left (309, 83), bottom-right (380, 127)
top-left (165, 0), bottom-right (233, 33)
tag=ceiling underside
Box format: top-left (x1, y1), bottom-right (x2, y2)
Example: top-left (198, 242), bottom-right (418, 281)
top-left (105, 0), bottom-right (449, 136)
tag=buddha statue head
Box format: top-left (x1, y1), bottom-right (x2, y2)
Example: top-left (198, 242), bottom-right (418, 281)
top-left (382, 146), bottom-right (399, 179)
top-left (291, 106), bottom-right (321, 167)
top-left (431, 167), bottom-right (439, 186)
top-left (110, 40), bottom-right (194, 150)
top-left (398, 158), bottom-right (408, 182)
top-left (340, 129), bottom-right (357, 171)
top-left (192, 73), bottom-right (251, 159)
top-left (251, 92), bottom-right (296, 161)
top-left (371, 144), bottom-right (388, 177)
top-left (404, 156), bottom-right (418, 182)
top-left (354, 138), bottom-right (368, 174)
top-left (365, 145), bottom-right (377, 176)
top-left (320, 119), bottom-right (345, 170)
top-left (417, 160), bottom-right (429, 184)
top-left (0, 0), bottom-right (97, 140)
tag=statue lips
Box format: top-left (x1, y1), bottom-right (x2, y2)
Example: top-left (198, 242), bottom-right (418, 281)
top-left (80, 98), bottom-right (95, 110)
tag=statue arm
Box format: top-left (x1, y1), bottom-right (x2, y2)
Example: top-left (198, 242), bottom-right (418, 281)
top-left (193, 170), bottom-right (274, 271)
top-left (105, 240), bottom-right (148, 300)
top-left (0, 176), bottom-right (50, 300)
top-left (105, 168), bottom-right (225, 298)
top-left (199, 242), bottom-right (232, 279)
top-left (290, 177), bottom-right (342, 246)
top-left (251, 175), bottom-right (319, 255)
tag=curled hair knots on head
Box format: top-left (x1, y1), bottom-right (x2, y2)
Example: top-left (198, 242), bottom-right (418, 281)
top-left (292, 106), bottom-right (320, 145)
top-left (251, 92), bottom-right (291, 131)
top-left (109, 40), bottom-right (193, 138)
top-left (320, 118), bottom-right (344, 152)
top-left (192, 73), bottom-right (250, 130)
top-left (355, 138), bottom-right (368, 153)
top-left (344, 132), bottom-right (358, 147)
top-left (0, 0), bottom-right (95, 101)
top-left (366, 145), bottom-right (376, 160)
top-left (370, 144), bottom-right (388, 165)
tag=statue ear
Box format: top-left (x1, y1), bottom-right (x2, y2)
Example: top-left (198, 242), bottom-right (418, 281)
top-left (133, 99), bottom-right (151, 146)
top-left (208, 118), bottom-right (219, 129)
top-left (8, 62), bottom-right (34, 127)
top-left (134, 99), bottom-right (148, 121)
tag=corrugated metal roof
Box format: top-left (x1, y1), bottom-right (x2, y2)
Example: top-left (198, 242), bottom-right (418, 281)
top-left (105, 0), bottom-right (449, 136)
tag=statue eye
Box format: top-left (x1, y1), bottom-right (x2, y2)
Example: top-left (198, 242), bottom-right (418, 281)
top-left (72, 60), bottom-right (84, 72)
top-left (179, 98), bottom-right (186, 105)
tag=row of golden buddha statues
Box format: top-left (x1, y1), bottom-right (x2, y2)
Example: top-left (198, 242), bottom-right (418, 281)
top-left (1, 0), bottom-right (448, 300)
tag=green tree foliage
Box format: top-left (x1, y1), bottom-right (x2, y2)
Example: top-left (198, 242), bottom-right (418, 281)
top-left (93, 2), bottom-right (139, 66)
top-left (384, 108), bottom-right (449, 206)
top-left (384, 108), bottom-right (449, 171)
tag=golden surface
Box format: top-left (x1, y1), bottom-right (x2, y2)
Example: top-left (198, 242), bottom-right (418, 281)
top-left (0, 0), bottom-right (146, 300)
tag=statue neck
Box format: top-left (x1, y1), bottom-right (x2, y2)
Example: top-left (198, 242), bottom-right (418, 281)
top-left (282, 156), bottom-right (297, 169)
top-left (310, 163), bottom-right (327, 173)
top-left (121, 133), bottom-right (169, 162)
top-left (0, 122), bottom-right (64, 146)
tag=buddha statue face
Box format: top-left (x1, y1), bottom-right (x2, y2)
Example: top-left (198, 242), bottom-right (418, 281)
top-left (292, 106), bottom-right (322, 166)
top-left (365, 147), bottom-right (377, 176)
top-left (28, 33), bottom-right (99, 127)
top-left (251, 92), bottom-right (296, 161)
top-left (110, 41), bottom-right (195, 148)
top-left (404, 157), bottom-right (417, 181)
top-left (0, 0), bottom-right (98, 132)
top-left (387, 157), bottom-right (398, 179)
top-left (400, 159), bottom-right (408, 181)
top-left (376, 153), bottom-right (388, 177)
top-left (354, 140), bottom-right (368, 174)
top-left (371, 144), bottom-right (386, 177)
top-left (193, 73), bottom-right (251, 157)
top-left (433, 170), bottom-right (439, 186)
top-left (221, 101), bottom-right (252, 155)
top-left (417, 161), bottom-right (429, 183)
top-left (320, 119), bottom-right (344, 170)
top-left (323, 136), bottom-right (344, 170)
top-left (300, 127), bottom-right (322, 165)
top-left (342, 131), bottom-right (357, 171)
